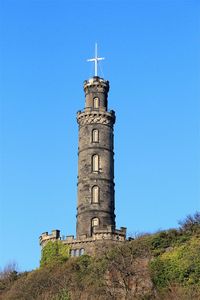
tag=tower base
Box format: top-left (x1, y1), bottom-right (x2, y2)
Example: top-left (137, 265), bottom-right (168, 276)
top-left (39, 226), bottom-right (126, 257)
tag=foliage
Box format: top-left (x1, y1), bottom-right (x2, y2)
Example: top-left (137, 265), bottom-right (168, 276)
top-left (0, 262), bottom-right (21, 296)
top-left (149, 228), bottom-right (189, 256)
top-left (40, 241), bottom-right (70, 267)
top-left (0, 264), bottom-right (72, 300)
top-left (103, 238), bottom-right (153, 299)
top-left (155, 284), bottom-right (200, 300)
top-left (1, 212), bottom-right (200, 299)
top-left (53, 289), bottom-right (71, 300)
top-left (179, 211), bottom-right (200, 235)
top-left (150, 237), bottom-right (200, 288)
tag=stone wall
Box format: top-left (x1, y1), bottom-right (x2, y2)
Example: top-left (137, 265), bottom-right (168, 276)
top-left (39, 226), bottom-right (127, 257)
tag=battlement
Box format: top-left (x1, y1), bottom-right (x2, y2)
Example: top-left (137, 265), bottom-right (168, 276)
top-left (92, 226), bottom-right (126, 241)
top-left (83, 76), bottom-right (109, 94)
top-left (40, 225), bottom-right (126, 252)
top-left (39, 230), bottom-right (60, 247)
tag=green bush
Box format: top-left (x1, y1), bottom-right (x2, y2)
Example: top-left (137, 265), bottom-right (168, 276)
top-left (149, 226), bottom-right (195, 257)
top-left (40, 241), bottom-right (70, 267)
top-left (150, 237), bottom-right (200, 288)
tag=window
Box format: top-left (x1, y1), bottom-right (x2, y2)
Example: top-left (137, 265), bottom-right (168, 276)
top-left (92, 129), bottom-right (99, 143)
top-left (92, 154), bottom-right (99, 172)
top-left (71, 249), bottom-right (75, 257)
top-left (79, 248), bottom-right (85, 256)
top-left (92, 217), bottom-right (99, 227)
top-left (93, 97), bottom-right (99, 109)
top-left (92, 186), bottom-right (99, 203)
top-left (70, 249), bottom-right (85, 257)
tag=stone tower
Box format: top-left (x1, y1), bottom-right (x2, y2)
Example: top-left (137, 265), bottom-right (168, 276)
top-left (76, 76), bottom-right (116, 238)
top-left (39, 47), bottom-right (126, 256)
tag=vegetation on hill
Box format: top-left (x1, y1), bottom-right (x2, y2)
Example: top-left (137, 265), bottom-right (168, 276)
top-left (40, 240), bottom-right (70, 267)
top-left (0, 212), bottom-right (200, 300)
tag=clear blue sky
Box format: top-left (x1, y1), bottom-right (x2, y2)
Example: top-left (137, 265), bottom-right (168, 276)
top-left (0, 0), bottom-right (199, 271)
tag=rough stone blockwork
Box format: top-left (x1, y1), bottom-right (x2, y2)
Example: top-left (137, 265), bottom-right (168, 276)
top-left (40, 76), bottom-right (126, 256)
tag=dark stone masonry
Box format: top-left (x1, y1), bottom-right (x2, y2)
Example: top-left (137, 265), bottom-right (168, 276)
top-left (40, 76), bottom-right (126, 257)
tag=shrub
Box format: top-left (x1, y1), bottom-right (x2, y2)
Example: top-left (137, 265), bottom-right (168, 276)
top-left (150, 237), bottom-right (200, 288)
top-left (179, 211), bottom-right (200, 235)
top-left (40, 241), bottom-right (70, 267)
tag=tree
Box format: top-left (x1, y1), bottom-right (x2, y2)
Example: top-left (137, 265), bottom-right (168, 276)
top-left (103, 238), bottom-right (153, 300)
top-left (0, 262), bottom-right (19, 295)
top-left (179, 212), bottom-right (200, 235)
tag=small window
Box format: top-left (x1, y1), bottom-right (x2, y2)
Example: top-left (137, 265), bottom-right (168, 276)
top-left (92, 186), bottom-right (99, 203)
top-left (92, 154), bottom-right (99, 172)
top-left (75, 249), bottom-right (79, 257)
top-left (93, 97), bottom-right (99, 109)
top-left (79, 248), bottom-right (85, 256)
top-left (92, 217), bottom-right (99, 227)
top-left (92, 129), bottom-right (99, 143)
top-left (71, 249), bottom-right (75, 257)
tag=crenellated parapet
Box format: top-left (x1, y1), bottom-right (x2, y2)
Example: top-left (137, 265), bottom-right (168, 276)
top-left (92, 226), bottom-right (126, 241)
top-left (39, 226), bottom-right (126, 256)
top-left (39, 230), bottom-right (60, 248)
top-left (83, 76), bottom-right (109, 95)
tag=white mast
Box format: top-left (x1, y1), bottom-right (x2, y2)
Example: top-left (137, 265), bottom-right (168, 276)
top-left (87, 43), bottom-right (104, 77)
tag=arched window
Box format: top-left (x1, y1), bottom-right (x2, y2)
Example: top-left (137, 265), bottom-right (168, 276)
top-left (92, 154), bottom-right (99, 172)
top-left (92, 129), bottom-right (99, 143)
top-left (92, 217), bottom-right (99, 227)
top-left (92, 186), bottom-right (99, 203)
top-left (79, 248), bottom-right (85, 256)
top-left (71, 249), bottom-right (75, 257)
top-left (75, 249), bottom-right (79, 257)
top-left (93, 97), bottom-right (99, 109)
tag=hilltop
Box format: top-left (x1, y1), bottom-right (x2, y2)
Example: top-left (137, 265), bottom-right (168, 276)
top-left (1, 212), bottom-right (200, 300)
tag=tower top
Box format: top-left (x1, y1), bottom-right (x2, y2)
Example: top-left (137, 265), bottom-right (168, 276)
top-left (87, 43), bottom-right (104, 77)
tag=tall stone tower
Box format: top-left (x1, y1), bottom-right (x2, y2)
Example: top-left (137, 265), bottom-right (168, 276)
top-left (76, 76), bottom-right (116, 238)
top-left (40, 46), bottom-right (126, 256)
